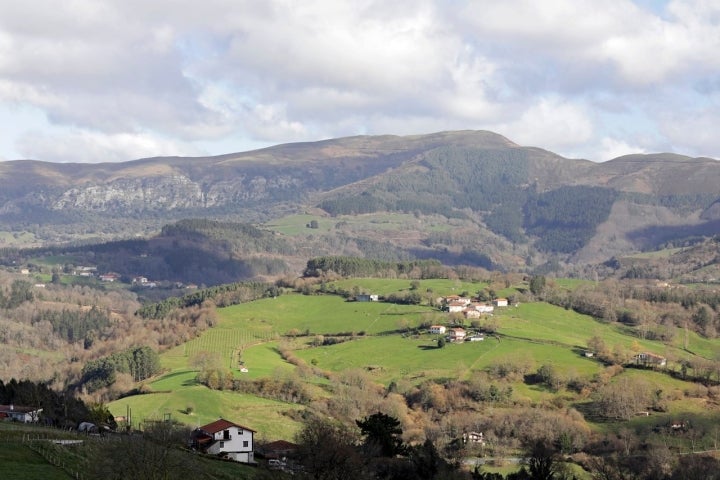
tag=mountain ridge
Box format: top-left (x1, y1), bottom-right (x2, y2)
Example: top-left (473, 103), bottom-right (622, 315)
top-left (1, 130), bottom-right (718, 274)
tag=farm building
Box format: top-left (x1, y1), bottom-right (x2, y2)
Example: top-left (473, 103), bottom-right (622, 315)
top-left (492, 298), bottom-right (509, 307)
top-left (190, 418), bottom-right (256, 463)
top-left (356, 294), bottom-right (379, 302)
top-left (633, 352), bottom-right (667, 367)
top-left (448, 328), bottom-right (466, 342)
top-left (0, 404), bottom-right (42, 423)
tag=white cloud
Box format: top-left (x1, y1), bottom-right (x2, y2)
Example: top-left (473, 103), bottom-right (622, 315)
top-left (16, 129), bottom-right (201, 163)
top-left (0, 0), bottom-right (719, 162)
top-left (596, 137), bottom-right (647, 161)
top-left (658, 106), bottom-right (720, 158)
top-left (495, 98), bottom-right (594, 152)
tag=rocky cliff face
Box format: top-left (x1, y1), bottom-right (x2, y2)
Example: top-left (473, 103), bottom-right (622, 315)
top-left (53, 175), bottom-right (204, 212)
top-left (47, 171), bottom-right (308, 213)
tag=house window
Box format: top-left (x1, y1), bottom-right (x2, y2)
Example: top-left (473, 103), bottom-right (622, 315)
top-left (223, 430), bottom-right (230, 440)
top-left (219, 441), bottom-right (224, 448)
top-left (243, 441), bottom-right (249, 448)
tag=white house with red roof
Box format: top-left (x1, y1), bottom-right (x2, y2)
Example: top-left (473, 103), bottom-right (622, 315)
top-left (447, 300), bottom-right (468, 313)
top-left (448, 328), bottom-right (467, 342)
top-left (492, 298), bottom-right (509, 307)
top-left (190, 418), bottom-right (256, 463)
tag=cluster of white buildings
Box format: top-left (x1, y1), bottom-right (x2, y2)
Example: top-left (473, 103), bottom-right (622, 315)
top-left (441, 294), bottom-right (508, 319)
top-left (427, 294), bottom-right (512, 343)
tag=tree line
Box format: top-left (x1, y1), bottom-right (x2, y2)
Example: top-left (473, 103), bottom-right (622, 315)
top-left (32, 305), bottom-right (110, 347)
top-left (136, 280), bottom-right (279, 319)
top-left (80, 346), bottom-right (161, 393)
top-left (0, 378), bottom-right (90, 427)
top-left (304, 256), bottom-right (444, 278)
top-left (0, 279), bottom-right (34, 309)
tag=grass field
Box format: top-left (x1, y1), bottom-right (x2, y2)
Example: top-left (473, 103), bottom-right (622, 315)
top-left (292, 331), bottom-right (603, 387)
top-left (0, 442), bottom-right (72, 480)
top-left (109, 279), bottom-right (720, 443)
top-left (0, 423), bottom-right (258, 480)
top-left (496, 303), bottom-right (656, 353)
top-left (109, 384), bottom-right (304, 441)
top-left (0, 231), bottom-right (37, 247)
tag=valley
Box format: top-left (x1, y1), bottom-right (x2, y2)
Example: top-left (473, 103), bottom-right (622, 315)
top-left (1, 131), bottom-right (720, 478)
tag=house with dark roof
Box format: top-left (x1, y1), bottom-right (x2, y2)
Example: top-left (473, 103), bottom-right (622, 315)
top-left (258, 439), bottom-right (299, 460)
top-left (633, 352), bottom-right (667, 367)
top-left (0, 404), bottom-right (42, 423)
top-left (190, 418), bottom-right (256, 463)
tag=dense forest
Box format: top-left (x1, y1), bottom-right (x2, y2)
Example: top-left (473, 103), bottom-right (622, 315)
top-left (303, 256), bottom-right (447, 278)
top-left (80, 346), bottom-right (161, 393)
top-left (318, 147), bottom-right (618, 254)
top-left (0, 379), bottom-right (90, 426)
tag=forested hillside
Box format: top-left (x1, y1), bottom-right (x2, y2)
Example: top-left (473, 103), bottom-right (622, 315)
top-left (1, 130), bottom-right (720, 276)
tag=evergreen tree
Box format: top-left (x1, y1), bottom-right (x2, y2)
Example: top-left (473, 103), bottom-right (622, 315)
top-left (356, 412), bottom-right (407, 457)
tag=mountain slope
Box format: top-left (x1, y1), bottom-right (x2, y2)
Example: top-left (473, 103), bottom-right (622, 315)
top-left (1, 130), bottom-right (719, 273)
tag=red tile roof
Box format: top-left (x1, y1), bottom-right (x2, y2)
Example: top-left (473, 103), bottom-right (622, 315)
top-left (200, 418), bottom-right (256, 434)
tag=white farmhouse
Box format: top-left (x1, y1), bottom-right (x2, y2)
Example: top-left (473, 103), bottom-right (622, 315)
top-left (0, 404), bottom-right (42, 423)
top-left (492, 298), bottom-right (509, 307)
top-left (191, 418), bottom-right (256, 463)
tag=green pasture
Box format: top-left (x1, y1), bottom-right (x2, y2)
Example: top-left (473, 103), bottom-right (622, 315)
top-left (162, 320), bottom-right (277, 371)
top-left (161, 293), bottom-right (440, 372)
top-left (0, 442), bottom-right (71, 480)
top-left (219, 294), bottom-right (436, 336)
top-left (135, 289), bottom-right (720, 443)
top-left (32, 273), bottom-right (100, 287)
top-left (0, 230), bottom-right (37, 246)
top-left (263, 214), bottom-right (330, 235)
top-left (108, 386), bottom-right (303, 441)
top-left (0, 423), bottom-right (258, 480)
top-left (671, 328), bottom-right (720, 360)
top-left (495, 303), bottom-right (662, 352)
top-left (291, 332), bottom-right (603, 387)
top-left (239, 341), bottom-right (295, 379)
top-left (621, 369), bottom-right (701, 408)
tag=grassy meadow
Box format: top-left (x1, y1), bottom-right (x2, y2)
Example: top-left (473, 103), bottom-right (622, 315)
top-left (110, 278), bottom-right (720, 444)
top-left (0, 230), bottom-right (37, 247)
top-left (0, 423), bottom-right (258, 480)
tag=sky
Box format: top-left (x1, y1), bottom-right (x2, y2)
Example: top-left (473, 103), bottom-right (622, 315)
top-left (1, 0), bottom-right (719, 163)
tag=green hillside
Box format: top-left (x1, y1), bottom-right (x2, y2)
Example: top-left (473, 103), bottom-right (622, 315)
top-left (0, 423), bottom-right (257, 480)
top-left (4, 131), bottom-right (720, 274)
top-left (110, 278), bottom-right (720, 449)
